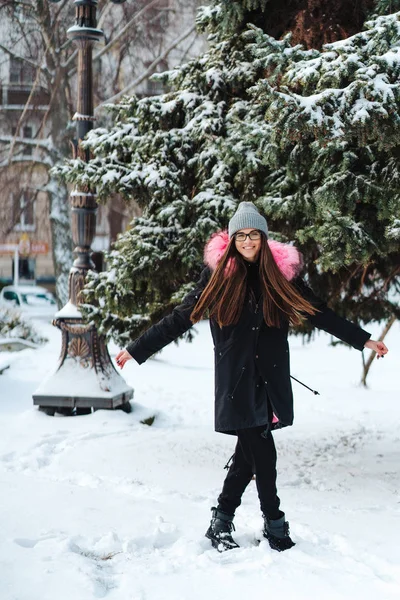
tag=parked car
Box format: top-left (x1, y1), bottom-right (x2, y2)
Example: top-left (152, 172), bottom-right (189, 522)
top-left (0, 285), bottom-right (57, 319)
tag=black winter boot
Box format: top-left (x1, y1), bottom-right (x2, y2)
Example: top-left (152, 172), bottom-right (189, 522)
top-left (263, 514), bottom-right (296, 552)
top-left (205, 507), bottom-right (240, 552)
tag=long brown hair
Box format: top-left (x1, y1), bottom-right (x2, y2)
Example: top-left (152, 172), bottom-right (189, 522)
top-left (190, 234), bottom-right (319, 328)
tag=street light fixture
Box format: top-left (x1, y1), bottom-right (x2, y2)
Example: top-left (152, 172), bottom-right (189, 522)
top-left (33, 0), bottom-right (133, 415)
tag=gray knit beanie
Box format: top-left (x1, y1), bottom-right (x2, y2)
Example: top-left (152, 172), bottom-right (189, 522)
top-left (228, 202), bottom-right (268, 239)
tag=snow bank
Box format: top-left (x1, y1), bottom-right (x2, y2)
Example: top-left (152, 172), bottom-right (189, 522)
top-left (0, 318), bottom-right (399, 600)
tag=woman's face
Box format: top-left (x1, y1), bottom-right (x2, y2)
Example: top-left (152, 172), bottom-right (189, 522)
top-left (234, 228), bottom-right (262, 263)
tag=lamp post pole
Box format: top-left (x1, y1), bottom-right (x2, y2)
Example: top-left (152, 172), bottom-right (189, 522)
top-left (33, 0), bottom-right (133, 415)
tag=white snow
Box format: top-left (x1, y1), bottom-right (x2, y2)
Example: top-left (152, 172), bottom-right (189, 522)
top-left (101, 170), bottom-right (120, 185)
top-left (34, 357), bottom-right (132, 398)
top-left (54, 301), bottom-right (82, 319)
top-left (0, 317), bottom-right (399, 600)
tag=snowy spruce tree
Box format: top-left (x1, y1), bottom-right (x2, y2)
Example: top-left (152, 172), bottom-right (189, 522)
top-left (249, 11), bottom-right (400, 326)
top-left (55, 1), bottom-right (400, 347)
top-left (374, 1), bottom-right (400, 15)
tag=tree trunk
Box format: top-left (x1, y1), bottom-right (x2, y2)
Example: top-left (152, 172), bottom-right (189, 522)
top-left (247, 0), bottom-right (376, 49)
top-left (47, 179), bottom-right (73, 308)
top-left (361, 316), bottom-right (396, 386)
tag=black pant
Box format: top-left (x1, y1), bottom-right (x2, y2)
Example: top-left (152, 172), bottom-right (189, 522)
top-left (217, 425), bottom-right (282, 520)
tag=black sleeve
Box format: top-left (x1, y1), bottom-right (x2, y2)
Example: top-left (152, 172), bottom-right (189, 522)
top-left (292, 277), bottom-right (371, 351)
top-left (126, 267), bottom-right (211, 364)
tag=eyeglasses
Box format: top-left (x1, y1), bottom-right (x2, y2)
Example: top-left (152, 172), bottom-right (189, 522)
top-left (234, 230), bottom-right (261, 242)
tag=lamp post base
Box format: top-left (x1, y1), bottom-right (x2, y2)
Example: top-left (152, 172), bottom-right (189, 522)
top-left (33, 309), bottom-right (133, 415)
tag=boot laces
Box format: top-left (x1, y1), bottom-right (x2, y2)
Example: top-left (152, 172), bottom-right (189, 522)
top-left (226, 520), bottom-right (235, 533)
top-left (283, 521), bottom-right (290, 537)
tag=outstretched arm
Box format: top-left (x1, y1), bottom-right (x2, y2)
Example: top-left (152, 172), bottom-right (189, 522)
top-left (116, 267), bottom-right (211, 368)
top-left (292, 277), bottom-right (388, 356)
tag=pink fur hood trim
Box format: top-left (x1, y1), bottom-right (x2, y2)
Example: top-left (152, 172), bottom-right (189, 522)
top-left (204, 230), bottom-right (303, 281)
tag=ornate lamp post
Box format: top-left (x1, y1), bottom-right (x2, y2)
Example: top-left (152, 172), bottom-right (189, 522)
top-left (33, 0), bottom-right (133, 415)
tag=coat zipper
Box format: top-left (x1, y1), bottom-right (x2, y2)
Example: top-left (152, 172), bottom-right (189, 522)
top-left (249, 288), bottom-right (262, 315)
top-left (254, 294), bottom-right (262, 315)
top-left (264, 383), bottom-right (281, 425)
top-left (229, 366), bottom-right (246, 399)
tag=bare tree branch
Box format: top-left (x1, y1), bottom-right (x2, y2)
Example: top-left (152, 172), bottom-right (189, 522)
top-left (0, 1), bottom-right (32, 8)
top-left (95, 0), bottom-right (166, 61)
top-left (1, 186), bottom-right (41, 237)
top-left (97, 1), bottom-right (114, 29)
top-left (53, 0), bottom-right (70, 22)
top-left (7, 66), bottom-right (45, 163)
top-left (35, 4), bottom-right (58, 66)
top-left (63, 48), bottom-right (78, 71)
top-left (0, 0), bottom-right (203, 304)
top-left (35, 66), bottom-right (70, 149)
top-left (178, 30), bottom-right (200, 63)
top-left (5, 1), bottom-right (69, 165)
top-left (361, 316), bottom-right (396, 386)
top-left (0, 42), bottom-right (49, 76)
top-left (65, 0), bottom-right (167, 72)
top-left (97, 24), bottom-right (196, 108)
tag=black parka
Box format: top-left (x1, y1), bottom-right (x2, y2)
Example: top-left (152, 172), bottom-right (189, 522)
top-left (126, 260), bottom-right (371, 435)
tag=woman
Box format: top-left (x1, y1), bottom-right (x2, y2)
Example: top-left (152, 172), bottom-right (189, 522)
top-left (116, 202), bottom-right (388, 553)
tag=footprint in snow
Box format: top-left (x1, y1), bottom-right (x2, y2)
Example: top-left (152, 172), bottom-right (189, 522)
top-left (14, 538), bottom-right (39, 549)
top-left (67, 534), bottom-right (122, 598)
top-left (13, 533), bottom-right (59, 549)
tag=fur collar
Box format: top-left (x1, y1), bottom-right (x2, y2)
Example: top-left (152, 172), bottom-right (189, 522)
top-left (204, 230), bottom-right (303, 281)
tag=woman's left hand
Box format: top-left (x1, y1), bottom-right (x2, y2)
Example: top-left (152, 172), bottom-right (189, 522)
top-left (364, 339), bottom-right (388, 359)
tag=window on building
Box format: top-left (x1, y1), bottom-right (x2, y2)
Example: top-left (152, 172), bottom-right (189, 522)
top-left (24, 126), bottom-right (33, 156)
top-left (12, 125), bottom-right (33, 156)
top-left (13, 191), bottom-right (35, 232)
top-left (9, 57), bottom-right (35, 85)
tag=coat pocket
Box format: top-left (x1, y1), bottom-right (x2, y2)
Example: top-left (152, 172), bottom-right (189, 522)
top-left (214, 338), bottom-right (235, 365)
top-left (229, 366), bottom-right (246, 400)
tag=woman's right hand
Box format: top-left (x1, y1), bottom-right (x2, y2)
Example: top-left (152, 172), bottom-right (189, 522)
top-left (364, 339), bottom-right (388, 359)
top-left (115, 349), bottom-right (133, 369)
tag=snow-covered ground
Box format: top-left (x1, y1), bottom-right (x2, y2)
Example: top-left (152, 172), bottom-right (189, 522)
top-left (0, 317), bottom-right (399, 600)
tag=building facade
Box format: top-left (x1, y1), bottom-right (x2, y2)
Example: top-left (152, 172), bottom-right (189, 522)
top-left (0, 1), bottom-right (206, 291)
